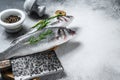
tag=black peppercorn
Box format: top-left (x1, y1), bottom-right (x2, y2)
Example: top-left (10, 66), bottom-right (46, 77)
top-left (4, 15), bottom-right (21, 23)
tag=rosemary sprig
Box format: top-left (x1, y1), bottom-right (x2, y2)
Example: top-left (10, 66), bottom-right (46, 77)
top-left (32, 14), bottom-right (63, 30)
top-left (29, 29), bottom-right (53, 44)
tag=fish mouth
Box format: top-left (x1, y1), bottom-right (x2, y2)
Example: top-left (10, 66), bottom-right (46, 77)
top-left (67, 29), bottom-right (76, 35)
top-left (66, 15), bottom-right (74, 19)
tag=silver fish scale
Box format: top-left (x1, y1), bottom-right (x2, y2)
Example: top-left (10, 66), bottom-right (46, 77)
top-left (10, 50), bottom-right (64, 80)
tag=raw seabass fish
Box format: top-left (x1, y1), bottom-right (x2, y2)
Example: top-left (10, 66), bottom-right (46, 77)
top-left (11, 15), bottom-right (74, 44)
top-left (0, 27), bottom-right (75, 60)
top-left (29, 15), bottom-right (74, 34)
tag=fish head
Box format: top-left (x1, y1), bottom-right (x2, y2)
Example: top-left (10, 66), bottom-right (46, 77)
top-left (53, 27), bottom-right (76, 42)
top-left (65, 15), bottom-right (74, 21)
top-left (58, 15), bottom-right (74, 22)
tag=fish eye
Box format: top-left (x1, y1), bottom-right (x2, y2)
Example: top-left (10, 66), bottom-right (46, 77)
top-left (67, 29), bottom-right (75, 35)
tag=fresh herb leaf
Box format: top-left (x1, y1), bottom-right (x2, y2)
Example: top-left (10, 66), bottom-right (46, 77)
top-left (29, 29), bottom-right (53, 44)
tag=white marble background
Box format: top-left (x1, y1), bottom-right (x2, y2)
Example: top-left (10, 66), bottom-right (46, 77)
top-left (48, 0), bottom-right (120, 80)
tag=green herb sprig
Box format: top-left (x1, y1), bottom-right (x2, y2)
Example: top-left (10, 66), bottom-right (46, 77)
top-left (29, 29), bottom-right (53, 44)
top-left (32, 14), bottom-right (63, 30)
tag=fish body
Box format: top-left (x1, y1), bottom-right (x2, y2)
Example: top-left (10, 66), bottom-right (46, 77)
top-left (0, 27), bottom-right (75, 60)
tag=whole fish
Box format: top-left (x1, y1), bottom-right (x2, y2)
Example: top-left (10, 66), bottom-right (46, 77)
top-left (11, 15), bottom-right (74, 44)
top-left (0, 27), bottom-right (76, 61)
top-left (28, 15), bottom-right (74, 34)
